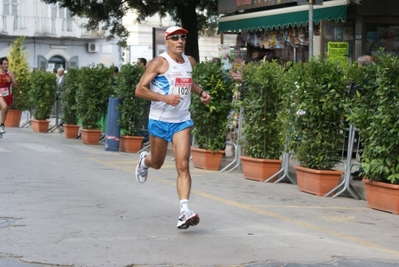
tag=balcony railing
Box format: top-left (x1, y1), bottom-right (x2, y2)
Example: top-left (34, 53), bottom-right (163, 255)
top-left (0, 15), bottom-right (103, 38)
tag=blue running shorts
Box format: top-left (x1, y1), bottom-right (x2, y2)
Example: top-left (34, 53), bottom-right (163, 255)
top-left (148, 119), bottom-right (194, 142)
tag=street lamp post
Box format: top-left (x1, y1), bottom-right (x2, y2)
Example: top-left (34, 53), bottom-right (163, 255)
top-left (298, 0), bottom-right (323, 60)
top-left (308, 0), bottom-right (314, 59)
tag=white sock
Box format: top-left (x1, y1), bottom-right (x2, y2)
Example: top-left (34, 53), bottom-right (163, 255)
top-left (180, 199), bottom-right (189, 213)
top-left (140, 157), bottom-right (148, 168)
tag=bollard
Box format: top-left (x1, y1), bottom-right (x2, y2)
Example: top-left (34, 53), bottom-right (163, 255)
top-left (104, 97), bottom-right (121, 151)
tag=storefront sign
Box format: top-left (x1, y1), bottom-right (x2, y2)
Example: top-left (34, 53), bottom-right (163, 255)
top-left (218, 0), bottom-right (297, 14)
top-left (327, 42), bottom-right (349, 65)
top-left (297, 0), bottom-right (323, 5)
top-left (218, 0), bottom-right (331, 13)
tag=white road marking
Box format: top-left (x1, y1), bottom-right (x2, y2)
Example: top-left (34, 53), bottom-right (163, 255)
top-left (18, 143), bottom-right (62, 153)
top-left (0, 147), bottom-right (11, 152)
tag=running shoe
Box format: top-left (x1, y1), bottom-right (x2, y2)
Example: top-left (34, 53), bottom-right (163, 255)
top-left (135, 151), bottom-right (148, 183)
top-left (177, 210), bottom-right (200, 229)
top-left (0, 125), bottom-right (5, 134)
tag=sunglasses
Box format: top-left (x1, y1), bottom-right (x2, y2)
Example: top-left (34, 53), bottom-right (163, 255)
top-left (167, 35), bottom-right (187, 41)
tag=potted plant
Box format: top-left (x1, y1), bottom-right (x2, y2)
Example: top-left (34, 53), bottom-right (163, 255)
top-left (6, 36), bottom-right (31, 127)
top-left (239, 61), bottom-right (285, 182)
top-left (283, 58), bottom-right (348, 196)
top-left (28, 71), bottom-right (57, 132)
top-left (190, 61), bottom-right (234, 170)
top-left (113, 63), bottom-right (149, 152)
top-left (75, 64), bottom-right (114, 145)
top-left (347, 53), bottom-right (399, 214)
top-left (60, 67), bottom-right (80, 138)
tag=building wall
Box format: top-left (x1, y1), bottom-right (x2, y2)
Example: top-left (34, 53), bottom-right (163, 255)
top-left (122, 10), bottom-right (237, 64)
top-left (1, 1), bottom-right (237, 69)
top-left (0, 0), bottom-right (121, 70)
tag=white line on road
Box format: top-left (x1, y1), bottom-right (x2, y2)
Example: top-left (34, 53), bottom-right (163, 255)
top-left (0, 147), bottom-right (11, 152)
top-left (18, 143), bottom-right (62, 153)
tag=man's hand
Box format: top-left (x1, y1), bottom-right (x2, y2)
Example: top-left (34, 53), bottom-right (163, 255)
top-left (6, 72), bottom-right (12, 82)
top-left (200, 91), bottom-right (211, 105)
top-left (164, 94), bottom-right (184, 106)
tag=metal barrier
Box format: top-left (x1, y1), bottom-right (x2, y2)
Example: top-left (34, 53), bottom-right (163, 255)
top-left (221, 106), bottom-right (296, 185)
top-left (264, 132), bottom-right (296, 184)
top-left (325, 125), bottom-right (362, 199)
top-left (47, 95), bottom-right (64, 133)
top-left (220, 106), bottom-right (243, 173)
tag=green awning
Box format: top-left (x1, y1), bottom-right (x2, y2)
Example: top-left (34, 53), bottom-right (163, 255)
top-left (218, 0), bottom-right (347, 33)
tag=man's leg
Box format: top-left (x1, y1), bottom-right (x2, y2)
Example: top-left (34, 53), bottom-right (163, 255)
top-left (0, 97), bottom-right (8, 122)
top-left (135, 134), bottom-right (168, 183)
top-left (146, 135), bottom-right (169, 169)
top-left (0, 97), bottom-right (9, 133)
top-left (172, 128), bottom-right (199, 229)
top-left (172, 128), bottom-right (191, 200)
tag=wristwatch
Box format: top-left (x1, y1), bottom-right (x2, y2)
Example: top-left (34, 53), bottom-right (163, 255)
top-left (199, 90), bottom-right (205, 97)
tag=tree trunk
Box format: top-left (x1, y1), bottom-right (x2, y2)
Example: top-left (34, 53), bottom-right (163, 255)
top-left (177, 2), bottom-right (200, 62)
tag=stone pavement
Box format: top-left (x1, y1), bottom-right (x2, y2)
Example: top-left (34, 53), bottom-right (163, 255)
top-left (0, 127), bottom-right (398, 267)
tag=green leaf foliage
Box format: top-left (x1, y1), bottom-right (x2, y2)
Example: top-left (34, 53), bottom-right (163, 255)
top-left (7, 36), bottom-right (32, 111)
top-left (346, 53), bottom-right (399, 184)
top-left (240, 61), bottom-right (285, 159)
top-left (190, 61), bottom-right (234, 152)
top-left (29, 71), bottom-right (57, 120)
top-left (113, 64), bottom-right (149, 136)
top-left (60, 67), bottom-right (79, 124)
top-left (75, 64), bottom-right (114, 130)
top-left (283, 58), bottom-right (348, 170)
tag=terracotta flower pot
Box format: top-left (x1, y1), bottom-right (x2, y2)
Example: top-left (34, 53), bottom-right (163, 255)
top-left (81, 129), bottom-right (102, 145)
top-left (119, 135), bottom-right (144, 153)
top-left (63, 124), bottom-right (80, 139)
top-left (191, 147), bottom-right (225, 171)
top-left (240, 156), bottom-right (282, 182)
top-left (31, 119), bottom-right (50, 133)
top-left (363, 179), bottom-right (399, 214)
top-left (294, 165), bottom-right (343, 196)
top-left (4, 109), bottom-right (22, 127)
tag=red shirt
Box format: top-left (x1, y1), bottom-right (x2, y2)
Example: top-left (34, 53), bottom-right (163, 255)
top-left (0, 71), bottom-right (13, 98)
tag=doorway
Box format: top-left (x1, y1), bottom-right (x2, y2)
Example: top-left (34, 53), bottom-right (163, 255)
top-left (48, 55), bottom-right (66, 73)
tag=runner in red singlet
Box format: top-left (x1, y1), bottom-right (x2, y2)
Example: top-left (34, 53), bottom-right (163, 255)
top-left (0, 57), bottom-right (19, 134)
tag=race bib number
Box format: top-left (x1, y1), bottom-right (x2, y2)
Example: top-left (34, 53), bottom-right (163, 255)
top-left (174, 77), bottom-right (192, 96)
top-left (0, 87), bottom-right (9, 97)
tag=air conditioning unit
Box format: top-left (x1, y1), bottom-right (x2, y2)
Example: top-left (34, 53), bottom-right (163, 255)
top-left (87, 43), bottom-right (99, 53)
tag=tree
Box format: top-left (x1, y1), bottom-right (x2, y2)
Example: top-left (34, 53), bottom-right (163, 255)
top-left (42, 0), bottom-right (219, 62)
top-left (7, 36), bottom-right (31, 111)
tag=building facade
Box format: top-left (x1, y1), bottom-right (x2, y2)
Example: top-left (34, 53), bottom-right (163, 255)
top-left (0, 0), bottom-right (237, 71)
top-left (217, 0), bottom-right (399, 64)
top-left (122, 11), bottom-right (236, 64)
top-left (0, 0), bottom-right (121, 71)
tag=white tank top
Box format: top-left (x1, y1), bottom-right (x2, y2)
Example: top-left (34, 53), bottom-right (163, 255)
top-left (148, 52), bottom-right (192, 123)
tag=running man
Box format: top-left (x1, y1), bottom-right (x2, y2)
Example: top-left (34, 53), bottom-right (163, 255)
top-left (135, 26), bottom-right (211, 229)
top-left (0, 57), bottom-right (18, 134)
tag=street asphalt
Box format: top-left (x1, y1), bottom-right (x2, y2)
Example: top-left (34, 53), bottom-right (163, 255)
top-left (0, 127), bottom-right (398, 267)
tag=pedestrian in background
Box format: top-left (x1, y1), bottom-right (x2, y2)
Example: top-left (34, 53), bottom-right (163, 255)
top-left (137, 58), bottom-right (147, 68)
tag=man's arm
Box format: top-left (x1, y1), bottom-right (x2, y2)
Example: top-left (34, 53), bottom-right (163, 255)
top-left (188, 56), bottom-right (211, 105)
top-left (135, 57), bottom-right (184, 107)
top-left (9, 71), bottom-right (18, 89)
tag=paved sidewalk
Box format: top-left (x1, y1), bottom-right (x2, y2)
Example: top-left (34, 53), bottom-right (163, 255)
top-left (0, 127), bottom-right (398, 267)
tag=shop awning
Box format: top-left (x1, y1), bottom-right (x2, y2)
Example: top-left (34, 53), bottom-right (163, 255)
top-left (218, 0), bottom-right (348, 33)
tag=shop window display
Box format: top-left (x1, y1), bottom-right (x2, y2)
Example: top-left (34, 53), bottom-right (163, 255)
top-left (365, 24), bottom-right (399, 56)
top-left (237, 24), bottom-right (317, 64)
top-left (322, 21), bottom-right (354, 64)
